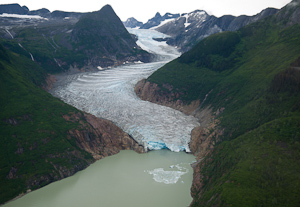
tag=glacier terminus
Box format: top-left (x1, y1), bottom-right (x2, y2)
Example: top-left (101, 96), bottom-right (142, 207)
top-left (50, 28), bottom-right (200, 152)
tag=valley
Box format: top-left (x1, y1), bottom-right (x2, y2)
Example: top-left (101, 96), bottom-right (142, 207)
top-left (1, 1), bottom-right (300, 206)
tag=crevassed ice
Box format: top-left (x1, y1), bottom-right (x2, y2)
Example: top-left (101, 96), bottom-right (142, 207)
top-left (50, 28), bottom-right (199, 152)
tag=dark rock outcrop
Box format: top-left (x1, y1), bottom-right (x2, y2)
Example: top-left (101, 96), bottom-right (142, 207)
top-left (153, 8), bottom-right (278, 52)
top-left (0, 4), bottom-right (151, 72)
top-left (140, 12), bottom-right (180, 29)
top-left (65, 112), bottom-right (145, 160)
top-left (70, 5), bottom-right (151, 67)
top-left (0, 4), bottom-right (28, 15)
top-left (123, 17), bottom-right (143, 28)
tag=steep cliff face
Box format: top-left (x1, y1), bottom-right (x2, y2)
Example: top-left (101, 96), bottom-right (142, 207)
top-left (71, 5), bottom-right (151, 68)
top-left (3, 111), bottom-right (145, 204)
top-left (153, 8), bottom-right (278, 52)
top-left (135, 79), bottom-right (200, 115)
top-left (135, 79), bottom-right (218, 159)
top-left (135, 77), bottom-right (222, 206)
top-left (0, 43), bottom-right (145, 204)
top-left (65, 112), bottom-right (145, 160)
top-left (0, 4), bottom-right (151, 73)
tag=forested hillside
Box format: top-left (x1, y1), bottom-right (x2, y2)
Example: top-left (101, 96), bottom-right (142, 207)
top-left (136, 1), bottom-right (300, 206)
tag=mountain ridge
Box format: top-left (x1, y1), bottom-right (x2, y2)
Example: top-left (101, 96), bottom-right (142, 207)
top-left (124, 7), bottom-right (279, 52)
top-left (155, 7), bottom-right (279, 52)
top-left (0, 42), bottom-right (145, 204)
top-left (135, 1), bottom-right (300, 205)
top-left (0, 4), bottom-right (151, 72)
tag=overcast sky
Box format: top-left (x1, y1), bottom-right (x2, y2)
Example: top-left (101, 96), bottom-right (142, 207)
top-left (1, 0), bottom-right (292, 23)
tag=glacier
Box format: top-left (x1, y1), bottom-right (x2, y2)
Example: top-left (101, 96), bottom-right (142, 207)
top-left (50, 28), bottom-right (199, 152)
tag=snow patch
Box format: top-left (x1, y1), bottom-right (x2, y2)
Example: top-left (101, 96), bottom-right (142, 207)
top-left (0, 13), bottom-right (47, 20)
top-left (134, 61), bottom-right (143, 64)
top-left (151, 18), bottom-right (175, 29)
top-left (5, 29), bottom-right (14, 39)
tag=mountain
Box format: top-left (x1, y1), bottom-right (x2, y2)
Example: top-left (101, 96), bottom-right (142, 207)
top-left (140, 12), bottom-right (180, 29)
top-left (0, 42), bottom-right (145, 204)
top-left (71, 5), bottom-right (150, 67)
top-left (0, 4), bottom-right (150, 204)
top-left (151, 8), bottom-right (278, 52)
top-left (0, 4), bottom-right (151, 72)
top-left (135, 0), bottom-right (300, 206)
top-left (123, 17), bottom-right (143, 28)
top-left (0, 3), bottom-right (83, 19)
top-left (0, 3), bottom-right (29, 15)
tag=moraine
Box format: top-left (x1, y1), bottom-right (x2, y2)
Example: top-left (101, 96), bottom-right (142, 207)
top-left (50, 28), bottom-right (200, 152)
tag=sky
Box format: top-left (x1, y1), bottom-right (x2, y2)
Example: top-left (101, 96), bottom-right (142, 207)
top-left (1, 0), bottom-right (292, 23)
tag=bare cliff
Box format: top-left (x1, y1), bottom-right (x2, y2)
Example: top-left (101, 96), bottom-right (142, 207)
top-left (65, 112), bottom-right (145, 160)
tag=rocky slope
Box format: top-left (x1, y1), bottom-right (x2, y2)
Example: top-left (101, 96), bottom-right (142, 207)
top-left (66, 112), bottom-right (145, 160)
top-left (0, 3), bottom-right (84, 19)
top-left (0, 3), bottom-right (29, 15)
top-left (139, 12), bottom-right (180, 29)
top-left (135, 1), bottom-right (300, 206)
top-left (123, 17), bottom-right (143, 28)
top-left (143, 8), bottom-right (278, 52)
top-left (0, 40), bottom-right (144, 204)
top-left (70, 5), bottom-right (151, 68)
top-left (0, 4), bottom-right (151, 72)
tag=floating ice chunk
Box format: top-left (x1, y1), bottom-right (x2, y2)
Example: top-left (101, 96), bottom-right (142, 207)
top-left (146, 167), bottom-right (188, 184)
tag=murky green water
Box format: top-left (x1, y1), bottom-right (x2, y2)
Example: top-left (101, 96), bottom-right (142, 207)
top-left (4, 150), bottom-right (195, 207)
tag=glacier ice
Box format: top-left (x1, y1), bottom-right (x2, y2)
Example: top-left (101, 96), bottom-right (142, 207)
top-left (50, 28), bottom-right (199, 152)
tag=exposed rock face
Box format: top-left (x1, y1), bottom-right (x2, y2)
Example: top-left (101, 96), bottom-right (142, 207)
top-left (135, 79), bottom-right (200, 115)
top-left (140, 12), bottom-right (180, 29)
top-left (5, 111), bottom-right (145, 203)
top-left (274, 0), bottom-right (300, 26)
top-left (134, 78), bottom-right (224, 206)
top-left (0, 4), bottom-right (28, 15)
top-left (135, 79), bottom-right (222, 156)
top-left (42, 74), bottom-right (57, 91)
top-left (65, 112), bottom-right (145, 160)
top-left (152, 8), bottom-right (278, 52)
top-left (123, 17), bottom-right (143, 28)
top-left (69, 5), bottom-right (151, 68)
top-left (0, 4), bottom-right (151, 72)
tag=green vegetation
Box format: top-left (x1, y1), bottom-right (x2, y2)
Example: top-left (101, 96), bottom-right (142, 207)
top-left (0, 5), bottom-right (151, 204)
top-left (148, 17), bottom-right (300, 140)
top-left (0, 44), bottom-right (94, 204)
top-left (0, 5), bottom-right (149, 74)
top-left (147, 3), bottom-right (300, 206)
top-left (192, 116), bottom-right (300, 206)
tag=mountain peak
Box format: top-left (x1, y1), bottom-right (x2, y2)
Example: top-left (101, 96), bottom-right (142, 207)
top-left (123, 17), bottom-right (143, 28)
top-left (0, 3), bottom-right (29, 15)
top-left (155, 12), bottom-right (161, 18)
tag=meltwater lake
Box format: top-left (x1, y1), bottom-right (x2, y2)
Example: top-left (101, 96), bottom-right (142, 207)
top-left (4, 150), bottom-right (195, 207)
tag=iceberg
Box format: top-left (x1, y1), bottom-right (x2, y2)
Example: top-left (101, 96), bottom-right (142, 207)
top-left (146, 164), bottom-right (189, 184)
